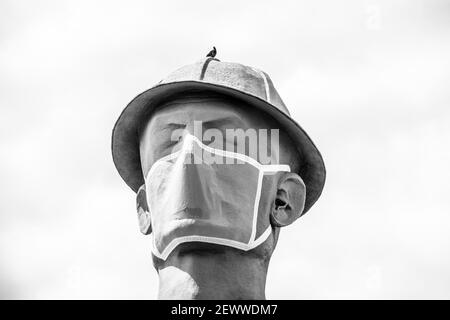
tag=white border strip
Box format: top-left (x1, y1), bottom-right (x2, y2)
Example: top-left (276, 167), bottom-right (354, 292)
top-left (251, 67), bottom-right (271, 103)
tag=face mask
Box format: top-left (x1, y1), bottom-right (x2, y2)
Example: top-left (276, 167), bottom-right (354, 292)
top-left (145, 134), bottom-right (290, 260)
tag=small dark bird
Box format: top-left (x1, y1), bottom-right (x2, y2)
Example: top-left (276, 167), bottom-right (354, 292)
top-left (206, 46), bottom-right (217, 58)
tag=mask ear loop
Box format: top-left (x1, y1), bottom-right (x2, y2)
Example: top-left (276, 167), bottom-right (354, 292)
top-left (248, 170), bottom-right (264, 244)
top-left (143, 171), bottom-right (158, 257)
top-left (248, 165), bottom-right (291, 247)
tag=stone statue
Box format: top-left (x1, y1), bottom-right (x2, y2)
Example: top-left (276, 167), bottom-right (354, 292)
top-left (112, 51), bottom-right (326, 299)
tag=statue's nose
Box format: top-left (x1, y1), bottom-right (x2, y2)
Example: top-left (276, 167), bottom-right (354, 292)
top-left (168, 159), bottom-right (212, 220)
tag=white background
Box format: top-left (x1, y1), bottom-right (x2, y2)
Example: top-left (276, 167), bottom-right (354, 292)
top-left (1, 0), bottom-right (450, 299)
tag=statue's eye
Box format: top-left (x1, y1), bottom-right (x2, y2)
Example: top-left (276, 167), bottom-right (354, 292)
top-left (166, 135), bottom-right (182, 147)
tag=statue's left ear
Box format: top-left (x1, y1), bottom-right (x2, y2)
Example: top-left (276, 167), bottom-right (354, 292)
top-left (136, 184), bottom-right (152, 235)
top-left (270, 172), bottom-right (306, 227)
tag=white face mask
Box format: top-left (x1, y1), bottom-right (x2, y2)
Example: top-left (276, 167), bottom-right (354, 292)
top-left (145, 134), bottom-right (290, 260)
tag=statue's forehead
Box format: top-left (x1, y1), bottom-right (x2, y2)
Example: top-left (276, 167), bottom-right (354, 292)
top-left (146, 97), bottom-right (255, 129)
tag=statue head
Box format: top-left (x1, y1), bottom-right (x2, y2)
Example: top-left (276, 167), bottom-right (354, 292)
top-left (112, 55), bottom-right (326, 298)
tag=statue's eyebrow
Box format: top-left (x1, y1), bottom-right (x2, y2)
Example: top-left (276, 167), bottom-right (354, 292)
top-left (202, 116), bottom-right (245, 129)
top-left (160, 116), bottom-right (245, 131)
top-left (162, 123), bottom-right (186, 130)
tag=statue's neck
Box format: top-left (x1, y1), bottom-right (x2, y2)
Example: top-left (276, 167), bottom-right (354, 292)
top-left (156, 252), bottom-right (267, 300)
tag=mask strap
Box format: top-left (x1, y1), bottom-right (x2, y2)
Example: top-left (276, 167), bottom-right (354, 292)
top-left (248, 164), bottom-right (290, 244)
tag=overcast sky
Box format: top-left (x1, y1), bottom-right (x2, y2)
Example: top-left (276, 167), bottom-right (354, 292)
top-left (1, 0), bottom-right (450, 299)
